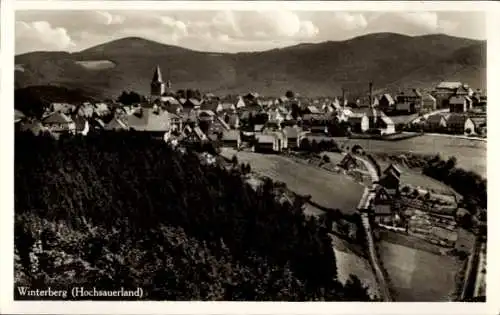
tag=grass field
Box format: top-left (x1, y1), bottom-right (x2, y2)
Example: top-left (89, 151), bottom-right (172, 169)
top-left (379, 240), bottom-right (464, 301)
top-left (221, 148), bottom-right (365, 215)
top-left (330, 234), bottom-right (380, 300)
top-left (306, 135), bottom-right (486, 178)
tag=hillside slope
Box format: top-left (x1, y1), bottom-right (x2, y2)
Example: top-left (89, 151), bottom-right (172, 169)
top-left (15, 33), bottom-right (486, 98)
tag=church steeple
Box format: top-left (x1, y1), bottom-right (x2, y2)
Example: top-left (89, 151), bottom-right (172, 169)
top-left (150, 65), bottom-right (165, 101)
top-left (152, 65), bottom-right (163, 83)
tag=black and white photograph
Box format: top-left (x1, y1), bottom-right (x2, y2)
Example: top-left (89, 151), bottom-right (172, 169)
top-left (2, 1), bottom-right (498, 313)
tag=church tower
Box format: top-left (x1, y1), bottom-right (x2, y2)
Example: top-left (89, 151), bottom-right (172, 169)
top-left (150, 65), bottom-right (165, 102)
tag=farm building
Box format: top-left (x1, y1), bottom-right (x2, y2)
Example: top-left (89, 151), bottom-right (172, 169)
top-left (254, 133), bottom-right (282, 153)
top-left (421, 94), bottom-right (437, 112)
top-left (221, 130), bottom-right (241, 149)
top-left (424, 114), bottom-right (448, 132)
top-left (446, 114), bottom-right (475, 135)
top-left (449, 95), bottom-right (473, 113)
top-left (42, 112), bottom-right (76, 134)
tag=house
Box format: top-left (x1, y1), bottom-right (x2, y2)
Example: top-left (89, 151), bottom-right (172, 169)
top-left (124, 107), bottom-right (174, 137)
top-left (347, 111), bottom-right (369, 133)
top-left (378, 94), bottom-right (395, 112)
top-left (42, 112), bottom-right (76, 134)
top-left (470, 117), bottom-right (486, 132)
top-left (433, 81), bottom-right (463, 109)
top-left (254, 133), bottom-right (281, 153)
top-left (449, 95), bottom-right (473, 113)
top-left (421, 94), bottom-right (437, 112)
top-left (395, 89), bottom-right (422, 113)
top-left (337, 153), bottom-right (357, 170)
top-left (364, 108), bottom-right (395, 135)
top-left (379, 164), bottom-right (401, 195)
top-left (446, 114), bottom-right (475, 135)
top-left (235, 96), bottom-right (246, 109)
top-left (282, 126), bottom-right (306, 149)
top-left (263, 129), bottom-right (288, 150)
top-left (221, 130), bottom-right (241, 149)
top-left (425, 114), bottom-right (447, 132)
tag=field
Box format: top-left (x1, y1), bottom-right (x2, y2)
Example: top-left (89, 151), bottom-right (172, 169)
top-left (221, 148), bottom-right (365, 215)
top-left (307, 135), bottom-right (486, 178)
top-left (379, 240), bottom-right (464, 301)
top-left (330, 234), bottom-right (380, 299)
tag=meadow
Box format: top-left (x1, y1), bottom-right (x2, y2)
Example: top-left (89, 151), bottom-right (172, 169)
top-left (306, 135), bottom-right (486, 178)
top-left (220, 148), bottom-right (365, 215)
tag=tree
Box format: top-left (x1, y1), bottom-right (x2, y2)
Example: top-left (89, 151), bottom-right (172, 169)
top-left (465, 128), bottom-right (472, 135)
top-left (322, 155), bottom-right (331, 164)
top-left (117, 90), bottom-right (143, 105)
top-left (285, 90), bottom-right (295, 99)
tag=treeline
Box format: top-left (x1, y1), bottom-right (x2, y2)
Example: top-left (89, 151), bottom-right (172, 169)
top-left (422, 155), bottom-right (486, 212)
top-left (299, 138), bottom-right (341, 153)
top-left (15, 131), bottom-right (372, 301)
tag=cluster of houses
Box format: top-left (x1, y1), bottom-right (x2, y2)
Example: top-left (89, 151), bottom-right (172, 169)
top-left (15, 66), bottom-right (487, 145)
top-left (336, 154), bottom-right (462, 248)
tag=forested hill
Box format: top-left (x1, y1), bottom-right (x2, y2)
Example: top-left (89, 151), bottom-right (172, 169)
top-left (14, 132), bottom-right (372, 301)
top-left (15, 33), bottom-right (486, 98)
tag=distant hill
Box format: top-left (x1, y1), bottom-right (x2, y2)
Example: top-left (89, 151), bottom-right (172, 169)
top-left (15, 33), bottom-right (487, 98)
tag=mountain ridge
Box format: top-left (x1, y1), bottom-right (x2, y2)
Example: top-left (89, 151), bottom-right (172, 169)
top-left (15, 32), bottom-right (486, 98)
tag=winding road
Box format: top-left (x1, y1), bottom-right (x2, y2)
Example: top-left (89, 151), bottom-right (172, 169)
top-left (354, 156), bottom-right (393, 302)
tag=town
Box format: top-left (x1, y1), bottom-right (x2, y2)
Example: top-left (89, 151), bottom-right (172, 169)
top-left (14, 65), bottom-right (487, 302)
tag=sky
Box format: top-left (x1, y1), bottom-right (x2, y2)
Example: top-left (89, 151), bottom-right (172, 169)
top-left (15, 10), bottom-right (486, 54)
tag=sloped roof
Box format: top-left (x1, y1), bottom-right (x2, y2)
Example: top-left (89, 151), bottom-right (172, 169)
top-left (125, 108), bottom-right (171, 132)
top-left (42, 112), bottom-right (73, 124)
top-left (162, 96), bottom-right (180, 105)
top-left (105, 116), bottom-right (129, 131)
top-left (381, 94), bottom-right (395, 104)
top-left (427, 114), bottom-right (447, 125)
top-left (470, 117), bottom-right (486, 127)
top-left (306, 106), bottom-right (322, 114)
top-left (422, 94), bottom-right (436, 101)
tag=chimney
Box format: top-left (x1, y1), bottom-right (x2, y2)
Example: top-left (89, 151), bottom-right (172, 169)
top-left (342, 88), bottom-right (346, 108)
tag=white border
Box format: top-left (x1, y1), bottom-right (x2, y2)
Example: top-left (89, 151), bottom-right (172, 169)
top-left (2, 2), bottom-right (500, 315)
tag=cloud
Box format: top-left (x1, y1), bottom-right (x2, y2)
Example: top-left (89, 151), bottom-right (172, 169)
top-left (14, 10), bottom-right (484, 54)
top-left (96, 11), bottom-right (125, 25)
top-left (16, 21), bottom-right (76, 54)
